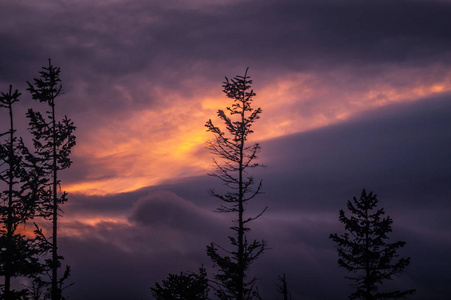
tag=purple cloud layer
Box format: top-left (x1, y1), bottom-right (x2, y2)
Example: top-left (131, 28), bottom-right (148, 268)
top-left (59, 95), bottom-right (451, 299)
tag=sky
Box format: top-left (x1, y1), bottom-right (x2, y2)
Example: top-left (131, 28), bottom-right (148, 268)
top-left (0, 0), bottom-right (450, 299)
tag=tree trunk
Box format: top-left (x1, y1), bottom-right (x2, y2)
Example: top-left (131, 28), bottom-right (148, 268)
top-left (4, 88), bottom-right (14, 300)
top-left (51, 100), bottom-right (59, 300)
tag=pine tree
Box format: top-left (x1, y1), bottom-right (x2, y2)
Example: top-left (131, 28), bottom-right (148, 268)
top-left (329, 189), bottom-right (415, 299)
top-left (27, 59), bottom-right (76, 300)
top-left (0, 86), bottom-right (46, 299)
top-left (151, 267), bottom-right (209, 300)
top-left (205, 68), bottom-right (266, 300)
top-left (276, 274), bottom-right (290, 300)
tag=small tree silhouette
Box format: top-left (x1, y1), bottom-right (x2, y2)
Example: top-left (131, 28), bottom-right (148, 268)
top-left (205, 68), bottom-right (266, 300)
top-left (276, 273), bottom-right (290, 300)
top-left (27, 59), bottom-right (76, 300)
top-left (150, 266), bottom-right (209, 300)
top-left (329, 189), bottom-right (415, 299)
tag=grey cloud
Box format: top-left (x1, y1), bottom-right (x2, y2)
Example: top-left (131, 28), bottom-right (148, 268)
top-left (259, 94), bottom-right (451, 212)
top-left (2, 0), bottom-right (451, 100)
top-left (60, 190), bottom-right (228, 299)
top-left (129, 190), bottom-right (227, 236)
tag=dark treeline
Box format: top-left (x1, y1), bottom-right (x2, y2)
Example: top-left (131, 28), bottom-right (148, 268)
top-left (1, 65), bottom-right (415, 300)
top-left (0, 60), bottom-right (76, 300)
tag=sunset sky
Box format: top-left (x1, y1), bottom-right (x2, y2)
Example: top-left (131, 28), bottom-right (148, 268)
top-left (1, 0), bottom-right (450, 299)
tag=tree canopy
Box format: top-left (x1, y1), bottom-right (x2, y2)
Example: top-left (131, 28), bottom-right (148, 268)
top-left (329, 189), bottom-right (415, 299)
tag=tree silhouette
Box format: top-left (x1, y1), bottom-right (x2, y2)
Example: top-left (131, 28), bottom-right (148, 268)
top-left (276, 274), bottom-right (290, 300)
top-left (329, 189), bottom-right (415, 299)
top-left (27, 59), bottom-right (76, 300)
top-left (205, 68), bottom-right (266, 300)
top-left (151, 266), bottom-right (209, 300)
top-left (0, 86), bottom-right (46, 299)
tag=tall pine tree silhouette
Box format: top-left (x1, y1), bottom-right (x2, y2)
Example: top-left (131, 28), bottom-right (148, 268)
top-left (205, 68), bottom-right (266, 300)
top-left (0, 86), bottom-right (45, 299)
top-left (27, 60), bottom-right (76, 300)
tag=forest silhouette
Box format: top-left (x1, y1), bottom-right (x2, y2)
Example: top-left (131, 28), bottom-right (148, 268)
top-left (1, 63), bottom-right (416, 300)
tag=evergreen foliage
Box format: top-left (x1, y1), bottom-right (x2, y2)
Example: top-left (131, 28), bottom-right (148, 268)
top-left (151, 267), bottom-right (209, 300)
top-left (205, 68), bottom-right (266, 300)
top-left (0, 86), bottom-right (46, 299)
top-left (329, 189), bottom-right (415, 299)
top-left (276, 274), bottom-right (289, 300)
top-left (27, 59), bottom-right (76, 300)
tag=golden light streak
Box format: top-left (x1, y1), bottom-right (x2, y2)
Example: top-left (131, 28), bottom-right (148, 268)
top-left (253, 69), bottom-right (451, 140)
top-left (65, 93), bottom-right (215, 195)
top-left (64, 67), bottom-right (451, 196)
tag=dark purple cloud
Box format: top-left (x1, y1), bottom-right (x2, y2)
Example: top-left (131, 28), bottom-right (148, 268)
top-left (129, 191), bottom-right (227, 236)
top-left (2, 0), bottom-right (451, 100)
top-left (261, 94), bottom-right (451, 211)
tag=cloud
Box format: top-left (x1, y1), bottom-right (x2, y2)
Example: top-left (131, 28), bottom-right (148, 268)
top-left (58, 66), bottom-right (451, 195)
top-left (3, 0), bottom-right (451, 93)
top-left (2, 0), bottom-right (451, 196)
top-left (54, 95), bottom-right (451, 299)
top-left (61, 188), bottom-right (233, 255)
top-left (58, 190), bottom-right (230, 299)
top-left (129, 191), bottom-right (227, 236)
top-left (259, 93), bottom-right (451, 211)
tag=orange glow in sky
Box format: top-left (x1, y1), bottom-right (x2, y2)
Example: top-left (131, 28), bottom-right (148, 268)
top-left (63, 69), bottom-right (451, 196)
